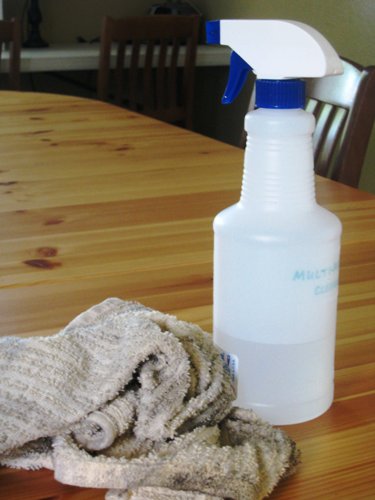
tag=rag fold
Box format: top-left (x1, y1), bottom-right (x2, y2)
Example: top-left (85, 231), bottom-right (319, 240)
top-left (0, 298), bottom-right (299, 499)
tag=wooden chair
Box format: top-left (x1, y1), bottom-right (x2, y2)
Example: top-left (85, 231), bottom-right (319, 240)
top-left (97, 15), bottom-right (199, 129)
top-left (0, 18), bottom-right (21, 90)
top-left (241, 58), bottom-right (375, 188)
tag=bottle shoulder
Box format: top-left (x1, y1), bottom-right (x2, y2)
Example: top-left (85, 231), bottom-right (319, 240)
top-left (214, 203), bottom-right (342, 242)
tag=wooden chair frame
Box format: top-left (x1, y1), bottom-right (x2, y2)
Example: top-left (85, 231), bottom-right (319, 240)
top-left (97, 15), bottom-right (199, 129)
top-left (306, 58), bottom-right (375, 188)
top-left (0, 18), bottom-right (21, 90)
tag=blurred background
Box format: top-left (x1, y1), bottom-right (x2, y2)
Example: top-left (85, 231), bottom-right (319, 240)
top-left (4, 0), bottom-right (375, 193)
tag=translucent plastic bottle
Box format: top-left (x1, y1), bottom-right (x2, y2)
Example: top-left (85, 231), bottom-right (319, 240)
top-left (214, 103), bottom-right (342, 425)
top-left (207, 18), bottom-right (343, 425)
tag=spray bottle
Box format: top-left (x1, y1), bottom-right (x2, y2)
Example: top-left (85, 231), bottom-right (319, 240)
top-left (206, 20), bottom-right (343, 425)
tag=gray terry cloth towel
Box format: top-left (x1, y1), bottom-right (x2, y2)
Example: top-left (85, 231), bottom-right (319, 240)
top-left (0, 298), bottom-right (300, 499)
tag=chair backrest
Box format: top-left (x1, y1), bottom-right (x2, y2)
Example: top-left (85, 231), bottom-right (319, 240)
top-left (0, 18), bottom-right (21, 90)
top-left (97, 15), bottom-right (199, 129)
top-left (306, 58), bottom-right (375, 188)
top-left (241, 58), bottom-right (375, 188)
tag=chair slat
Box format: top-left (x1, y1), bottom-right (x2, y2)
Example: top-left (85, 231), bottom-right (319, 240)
top-left (114, 43), bottom-right (125, 105)
top-left (143, 40), bottom-right (155, 111)
top-left (156, 39), bottom-right (168, 110)
top-left (128, 41), bottom-right (141, 110)
top-left (305, 98), bottom-right (319, 115)
top-left (313, 103), bottom-right (334, 167)
top-left (169, 38), bottom-right (180, 109)
top-left (316, 107), bottom-right (347, 178)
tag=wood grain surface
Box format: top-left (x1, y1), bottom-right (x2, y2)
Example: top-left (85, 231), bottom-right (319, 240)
top-left (0, 91), bottom-right (374, 499)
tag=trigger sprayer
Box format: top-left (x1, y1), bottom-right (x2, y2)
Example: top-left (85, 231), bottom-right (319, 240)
top-left (206, 20), bottom-right (343, 425)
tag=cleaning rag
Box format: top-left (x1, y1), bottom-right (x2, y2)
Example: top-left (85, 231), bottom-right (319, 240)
top-left (0, 298), bottom-right (299, 499)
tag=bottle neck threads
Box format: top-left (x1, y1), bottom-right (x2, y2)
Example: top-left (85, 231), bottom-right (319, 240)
top-left (255, 79), bottom-right (306, 109)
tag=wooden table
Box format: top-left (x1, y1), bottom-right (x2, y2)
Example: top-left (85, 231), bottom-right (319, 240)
top-left (0, 92), bottom-right (374, 499)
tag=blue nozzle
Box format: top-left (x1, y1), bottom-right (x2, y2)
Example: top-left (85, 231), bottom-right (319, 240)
top-left (222, 52), bottom-right (252, 104)
top-left (206, 21), bottom-right (252, 104)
